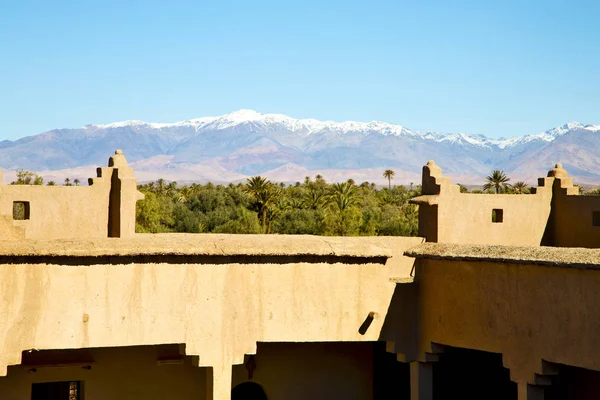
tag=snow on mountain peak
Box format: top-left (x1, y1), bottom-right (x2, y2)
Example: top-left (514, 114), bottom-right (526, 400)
top-left (83, 111), bottom-right (593, 151)
top-left (490, 122), bottom-right (585, 149)
top-left (224, 109), bottom-right (263, 121)
top-left (91, 120), bottom-right (152, 129)
top-left (584, 124), bottom-right (600, 132)
top-left (544, 121), bottom-right (584, 137)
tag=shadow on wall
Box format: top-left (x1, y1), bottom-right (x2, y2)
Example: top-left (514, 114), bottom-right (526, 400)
top-left (378, 283), bottom-right (418, 362)
top-left (432, 346), bottom-right (517, 400)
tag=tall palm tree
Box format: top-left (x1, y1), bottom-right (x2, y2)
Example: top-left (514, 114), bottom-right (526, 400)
top-left (483, 170), bottom-right (511, 194)
top-left (383, 169), bottom-right (395, 190)
top-left (74, 179), bottom-right (80, 186)
top-left (243, 176), bottom-right (280, 232)
top-left (512, 181), bottom-right (528, 194)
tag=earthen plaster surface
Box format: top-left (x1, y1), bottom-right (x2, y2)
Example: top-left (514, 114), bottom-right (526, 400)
top-left (405, 243), bottom-right (600, 268)
top-left (411, 257), bottom-right (600, 384)
top-left (0, 234), bottom-right (396, 258)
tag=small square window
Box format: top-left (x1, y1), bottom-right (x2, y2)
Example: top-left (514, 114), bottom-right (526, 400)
top-left (593, 211), bottom-right (600, 227)
top-left (492, 209), bottom-right (503, 223)
top-left (13, 201), bottom-right (30, 220)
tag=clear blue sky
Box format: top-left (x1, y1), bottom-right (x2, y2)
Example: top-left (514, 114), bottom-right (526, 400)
top-left (1, 0), bottom-right (599, 140)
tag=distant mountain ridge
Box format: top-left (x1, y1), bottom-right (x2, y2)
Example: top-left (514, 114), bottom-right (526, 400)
top-left (1, 110), bottom-right (599, 185)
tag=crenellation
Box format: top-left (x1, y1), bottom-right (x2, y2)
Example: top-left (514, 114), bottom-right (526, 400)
top-left (412, 160), bottom-right (600, 247)
top-left (0, 150), bottom-right (143, 240)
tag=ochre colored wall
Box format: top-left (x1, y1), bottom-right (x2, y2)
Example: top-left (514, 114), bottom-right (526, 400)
top-left (413, 258), bottom-right (600, 382)
top-left (232, 342), bottom-right (374, 400)
top-left (0, 184), bottom-right (111, 240)
top-left (411, 161), bottom-right (554, 246)
top-left (0, 235), bottom-right (422, 380)
top-left (435, 192), bottom-right (552, 245)
top-left (0, 343), bottom-right (377, 400)
top-left (0, 151), bottom-right (143, 240)
top-left (551, 186), bottom-right (600, 248)
top-left (0, 345), bottom-right (209, 400)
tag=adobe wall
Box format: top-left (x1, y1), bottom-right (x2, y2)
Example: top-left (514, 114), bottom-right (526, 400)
top-left (0, 342), bottom-right (376, 400)
top-left (0, 184), bottom-right (111, 240)
top-left (544, 164), bottom-right (600, 248)
top-left (0, 345), bottom-right (210, 400)
top-left (0, 234), bottom-right (423, 399)
top-left (410, 161), bottom-right (553, 246)
top-left (0, 150), bottom-right (143, 240)
top-left (404, 243), bottom-right (600, 385)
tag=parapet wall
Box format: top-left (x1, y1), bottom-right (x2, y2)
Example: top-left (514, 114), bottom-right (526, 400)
top-left (0, 234), bottom-right (422, 398)
top-left (405, 243), bottom-right (600, 383)
top-left (0, 150), bottom-right (144, 240)
top-left (543, 164), bottom-right (600, 247)
top-left (411, 161), bottom-right (553, 246)
top-left (411, 160), bottom-right (600, 248)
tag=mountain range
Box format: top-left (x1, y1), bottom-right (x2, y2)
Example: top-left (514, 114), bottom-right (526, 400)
top-left (1, 109), bottom-right (599, 185)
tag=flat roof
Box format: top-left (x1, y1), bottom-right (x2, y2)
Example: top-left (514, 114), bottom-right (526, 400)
top-left (0, 233), bottom-right (393, 259)
top-left (405, 243), bottom-right (600, 269)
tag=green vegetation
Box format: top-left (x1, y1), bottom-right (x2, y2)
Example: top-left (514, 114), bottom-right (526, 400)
top-left (135, 176), bottom-right (421, 236)
top-left (10, 169), bottom-right (44, 185)
top-left (483, 169), bottom-right (511, 194)
top-left (511, 181), bottom-right (529, 194)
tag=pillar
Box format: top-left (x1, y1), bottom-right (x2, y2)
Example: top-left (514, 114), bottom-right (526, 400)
top-left (518, 382), bottom-right (545, 400)
top-left (207, 364), bottom-right (232, 400)
top-left (106, 150), bottom-right (144, 238)
top-left (410, 361), bottom-right (433, 400)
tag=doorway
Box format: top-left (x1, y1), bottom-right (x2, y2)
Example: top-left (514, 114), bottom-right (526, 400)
top-left (231, 382), bottom-right (267, 400)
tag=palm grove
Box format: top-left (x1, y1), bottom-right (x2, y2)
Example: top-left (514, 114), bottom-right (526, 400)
top-left (135, 172), bottom-right (420, 236)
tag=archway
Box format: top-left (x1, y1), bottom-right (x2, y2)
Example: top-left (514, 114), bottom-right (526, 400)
top-left (231, 382), bottom-right (267, 400)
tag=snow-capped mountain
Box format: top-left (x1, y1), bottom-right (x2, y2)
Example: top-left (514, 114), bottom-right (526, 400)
top-left (1, 110), bottom-right (599, 184)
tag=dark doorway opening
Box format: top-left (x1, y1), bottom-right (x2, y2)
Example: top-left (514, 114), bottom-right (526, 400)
top-left (373, 342), bottom-right (410, 399)
top-left (433, 346), bottom-right (517, 400)
top-left (232, 381), bottom-right (267, 400)
top-left (546, 363), bottom-right (600, 400)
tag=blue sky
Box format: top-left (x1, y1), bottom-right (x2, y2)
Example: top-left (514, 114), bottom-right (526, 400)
top-left (1, 0), bottom-right (599, 140)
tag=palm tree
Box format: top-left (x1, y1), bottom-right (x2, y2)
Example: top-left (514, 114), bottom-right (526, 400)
top-left (156, 178), bottom-right (167, 195)
top-left (512, 181), bottom-right (528, 194)
top-left (302, 188), bottom-right (326, 210)
top-left (483, 170), bottom-right (511, 194)
top-left (64, 178), bottom-right (72, 186)
top-left (74, 178), bottom-right (80, 186)
top-left (327, 182), bottom-right (357, 213)
top-left (176, 186), bottom-right (192, 203)
top-left (326, 181), bottom-right (358, 236)
top-left (243, 176), bottom-right (280, 232)
top-left (383, 169), bottom-right (395, 190)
